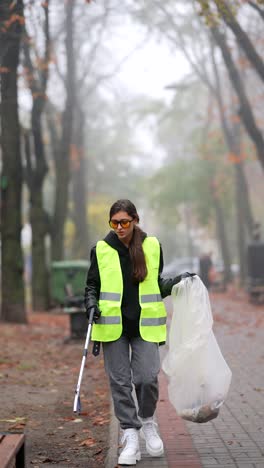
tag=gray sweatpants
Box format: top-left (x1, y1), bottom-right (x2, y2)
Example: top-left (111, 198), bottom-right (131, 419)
top-left (103, 335), bottom-right (160, 430)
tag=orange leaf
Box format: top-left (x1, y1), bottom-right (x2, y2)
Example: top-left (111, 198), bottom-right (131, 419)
top-left (4, 14), bottom-right (25, 30)
top-left (92, 415), bottom-right (110, 426)
top-left (227, 152), bottom-right (247, 164)
top-left (0, 67), bottom-right (10, 73)
top-left (9, 422), bottom-right (26, 430)
top-left (79, 437), bottom-right (97, 447)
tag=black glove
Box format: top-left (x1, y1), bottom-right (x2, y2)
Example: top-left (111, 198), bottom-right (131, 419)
top-left (181, 272), bottom-right (196, 279)
top-left (86, 305), bottom-right (101, 323)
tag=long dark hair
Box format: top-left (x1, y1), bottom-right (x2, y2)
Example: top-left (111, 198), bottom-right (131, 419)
top-left (109, 199), bottom-right (147, 282)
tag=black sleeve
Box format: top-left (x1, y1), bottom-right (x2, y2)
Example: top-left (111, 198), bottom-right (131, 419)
top-left (159, 243), bottom-right (164, 274)
top-left (84, 246), bottom-right (101, 310)
top-left (158, 244), bottom-right (182, 298)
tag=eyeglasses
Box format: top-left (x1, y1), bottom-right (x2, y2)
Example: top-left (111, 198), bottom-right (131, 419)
top-left (109, 218), bottom-right (134, 229)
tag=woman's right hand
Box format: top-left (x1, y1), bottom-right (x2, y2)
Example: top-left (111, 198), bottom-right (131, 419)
top-left (86, 305), bottom-right (101, 322)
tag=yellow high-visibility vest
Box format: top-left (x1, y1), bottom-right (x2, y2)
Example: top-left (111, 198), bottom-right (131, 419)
top-left (91, 236), bottom-right (167, 342)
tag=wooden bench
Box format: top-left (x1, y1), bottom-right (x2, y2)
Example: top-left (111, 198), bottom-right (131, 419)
top-left (0, 433), bottom-right (25, 468)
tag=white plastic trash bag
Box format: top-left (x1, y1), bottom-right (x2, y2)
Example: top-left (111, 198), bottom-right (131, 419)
top-left (162, 276), bottom-right (232, 423)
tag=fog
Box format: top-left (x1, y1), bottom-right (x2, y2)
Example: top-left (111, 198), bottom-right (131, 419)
top-left (1, 0), bottom-right (264, 317)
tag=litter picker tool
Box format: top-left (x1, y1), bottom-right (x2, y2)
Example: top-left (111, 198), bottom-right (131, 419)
top-left (73, 308), bottom-right (94, 414)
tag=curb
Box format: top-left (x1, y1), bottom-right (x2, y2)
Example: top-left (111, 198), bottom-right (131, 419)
top-left (105, 399), bottom-right (119, 468)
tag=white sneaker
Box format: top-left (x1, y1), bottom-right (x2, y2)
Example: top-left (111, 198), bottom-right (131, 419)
top-left (140, 417), bottom-right (164, 457)
top-left (118, 428), bottom-right (141, 465)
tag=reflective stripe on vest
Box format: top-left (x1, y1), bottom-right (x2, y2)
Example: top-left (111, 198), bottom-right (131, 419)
top-left (96, 316), bottom-right (121, 325)
top-left (100, 292), bottom-right (121, 301)
top-left (141, 317), bottom-right (166, 326)
top-left (141, 293), bottom-right (162, 303)
top-left (91, 236), bottom-right (167, 343)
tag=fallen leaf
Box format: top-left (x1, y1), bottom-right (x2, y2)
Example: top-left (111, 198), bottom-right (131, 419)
top-left (92, 415), bottom-right (110, 426)
top-left (79, 437), bottom-right (97, 447)
top-left (8, 422), bottom-right (26, 430)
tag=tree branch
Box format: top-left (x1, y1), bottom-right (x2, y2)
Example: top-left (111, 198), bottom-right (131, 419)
top-left (211, 23), bottom-right (264, 171)
top-left (153, 1), bottom-right (216, 94)
top-left (248, 1), bottom-right (264, 21)
top-left (215, 0), bottom-right (264, 83)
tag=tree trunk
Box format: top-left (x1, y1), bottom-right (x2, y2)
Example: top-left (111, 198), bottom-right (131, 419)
top-left (31, 111), bottom-right (50, 309)
top-left (23, 2), bottom-right (50, 310)
top-left (211, 46), bottom-right (254, 283)
top-left (236, 162), bottom-right (254, 238)
top-left (30, 183), bottom-right (50, 310)
top-left (0, 0), bottom-right (26, 322)
top-left (234, 163), bottom-right (247, 285)
top-left (72, 107), bottom-right (89, 258)
top-left (222, 119), bottom-right (253, 284)
top-left (213, 196), bottom-right (232, 285)
top-left (52, 0), bottom-right (76, 261)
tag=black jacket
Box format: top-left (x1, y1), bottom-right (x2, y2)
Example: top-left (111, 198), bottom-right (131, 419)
top-left (84, 231), bottom-right (181, 338)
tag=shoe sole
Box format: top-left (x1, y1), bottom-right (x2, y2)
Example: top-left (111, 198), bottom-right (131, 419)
top-left (118, 451), bottom-right (141, 465)
top-left (140, 429), bottom-right (164, 457)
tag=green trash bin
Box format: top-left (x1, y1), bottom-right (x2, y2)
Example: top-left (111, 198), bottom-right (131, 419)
top-left (50, 260), bottom-right (90, 306)
top-left (64, 304), bottom-right (88, 340)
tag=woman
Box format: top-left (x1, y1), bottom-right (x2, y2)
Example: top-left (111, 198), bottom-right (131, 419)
top-left (84, 199), bottom-right (194, 466)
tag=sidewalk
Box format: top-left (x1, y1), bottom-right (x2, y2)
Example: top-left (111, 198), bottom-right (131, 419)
top-left (105, 371), bottom-right (202, 468)
top-left (105, 292), bottom-right (264, 468)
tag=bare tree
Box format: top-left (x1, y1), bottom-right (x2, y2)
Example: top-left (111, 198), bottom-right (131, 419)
top-left (195, 0), bottom-right (264, 171)
top-left (51, 0), bottom-right (76, 261)
top-left (71, 106), bottom-right (89, 258)
top-left (133, 0), bottom-right (261, 281)
top-left (210, 41), bottom-right (255, 283)
top-left (0, 0), bottom-right (26, 322)
top-left (210, 24), bottom-right (264, 172)
top-left (49, 0), bottom-right (119, 259)
top-left (22, 0), bottom-right (50, 310)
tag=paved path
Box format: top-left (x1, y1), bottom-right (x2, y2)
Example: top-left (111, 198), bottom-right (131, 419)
top-left (105, 290), bottom-right (264, 468)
